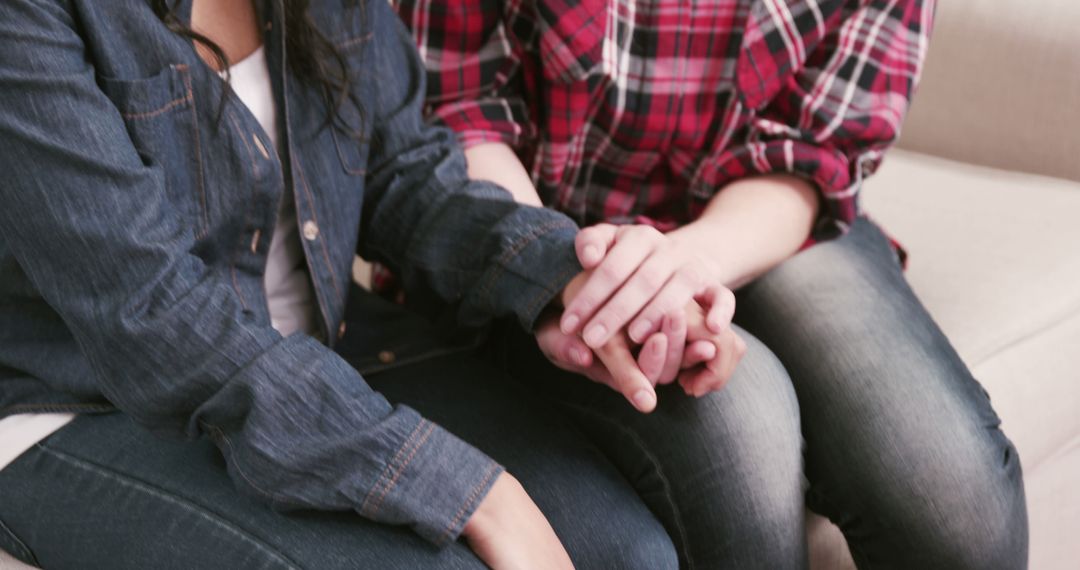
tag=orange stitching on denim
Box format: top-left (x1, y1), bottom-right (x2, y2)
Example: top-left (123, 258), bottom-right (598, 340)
top-left (293, 158), bottom-right (344, 304)
top-left (118, 95), bottom-right (190, 120)
top-left (475, 219), bottom-right (576, 305)
top-left (524, 264), bottom-right (579, 324)
top-left (367, 422), bottom-right (435, 513)
top-left (336, 33), bottom-right (374, 50)
top-left (223, 109), bottom-right (262, 310)
top-left (360, 419), bottom-right (426, 516)
top-left (441, 463), bottom-right (499, 544)
top-left (229, 266), bottom-right (249, 311)
top-left (225, 110), bottom-right (260, 183)
top-left (183, 69), bottom-right (211, 239)
top-left (364, 420), bottom-right (435, 517)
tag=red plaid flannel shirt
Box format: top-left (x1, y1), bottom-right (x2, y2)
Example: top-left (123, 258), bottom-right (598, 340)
top-left (394, 0), bottom-right (934, 242)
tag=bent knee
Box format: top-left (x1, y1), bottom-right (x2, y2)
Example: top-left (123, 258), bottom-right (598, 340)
top-left (921, 456), bottom-right (1028, 570)
top-left (855, 439), bottom-right (1028, 570)
top-left (566, 519), bottom-right (677, 570)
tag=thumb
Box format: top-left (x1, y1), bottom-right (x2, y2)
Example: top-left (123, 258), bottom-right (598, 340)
top-left (575, 223), bottom-right (618, 269)
top-left (695, 284), bottom-right (736, 334)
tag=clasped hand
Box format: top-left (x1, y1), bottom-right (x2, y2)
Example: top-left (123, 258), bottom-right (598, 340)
top-left (539, 224), bottom-right (747, 412)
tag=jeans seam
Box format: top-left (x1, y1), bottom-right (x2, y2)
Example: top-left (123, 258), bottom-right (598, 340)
top-left (805, 485), bottom-right (876, 569)
top-left (0, 517), bottom-right (39, 566)
top-left (33, 444), bottom-right (304, 570)
top-left (561, 402), bottom-right (697, 570)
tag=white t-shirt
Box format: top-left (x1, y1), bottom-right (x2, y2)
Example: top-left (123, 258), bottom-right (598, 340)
top-left (0, 46), bottom-right (315, 470)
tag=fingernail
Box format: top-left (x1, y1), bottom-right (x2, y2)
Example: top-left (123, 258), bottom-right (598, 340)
top-left (583, 324), bottom-right (607, 347)
top-left (632, 389), bottom-right (656, 411)
top-left (583, 244), bottom-right (601, 264)
top-left (629, 320), bottom-right (651, 342)
top-left (561, 314), bottom-right (580, 333)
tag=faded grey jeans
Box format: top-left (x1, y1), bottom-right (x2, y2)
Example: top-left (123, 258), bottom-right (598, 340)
top-left (491, 217), bottom-right (1028, 569)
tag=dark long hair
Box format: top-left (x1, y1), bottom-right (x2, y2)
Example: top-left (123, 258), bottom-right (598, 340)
top-left (153, 0), bottom-right (362, 133)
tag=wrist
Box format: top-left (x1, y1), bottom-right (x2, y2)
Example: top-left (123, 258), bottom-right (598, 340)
top-left (666, 225), bottom-right (734, 287)
top-left (462, 472), bottom-right (521, 539)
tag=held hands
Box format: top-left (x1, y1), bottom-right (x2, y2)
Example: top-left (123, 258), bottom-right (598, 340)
top-left (462, 226), bottom-right (745, 570)
top-left (541, 224), bottom-right (746, 412)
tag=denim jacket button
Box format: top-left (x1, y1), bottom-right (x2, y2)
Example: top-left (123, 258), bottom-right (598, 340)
top-left (302, 220), bottom-right (319, 241)
top-left (377, 350), bottom-right (395, 364)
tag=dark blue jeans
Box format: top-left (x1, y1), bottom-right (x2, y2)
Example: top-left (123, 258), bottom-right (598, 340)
top-left (491, 217), bottom-right (1028, 569)
top-left (0, 309), bottom-right (677, 569)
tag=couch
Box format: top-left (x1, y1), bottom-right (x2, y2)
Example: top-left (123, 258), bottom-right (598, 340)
top-left (2, 0), bottom-right (1076, 568)
top-left (808, 0), bottom-right (1080, 568)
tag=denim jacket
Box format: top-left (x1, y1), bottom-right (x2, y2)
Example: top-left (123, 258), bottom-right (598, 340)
top-left (0, 0), bottom-right (582, 545)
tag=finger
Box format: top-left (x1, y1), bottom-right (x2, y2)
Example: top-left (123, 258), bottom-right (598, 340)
top-left (681, 339), bottom-right (717, 368)
top-left (581, 362), bottom-right (615, 386)
top-left (561, 226), bottom-right (663, 335)
top-left (583, 252), bottom-right (683, 348)
top-left (637, 332), bottom-right (668, 385)
top-left (716, 331), bottom-right (748, 387)
top-left (624, 269), bottom-right (699, 344)
top-left (535, 316), bottom-right (594, 373)
top-left (658, 312), bottom-right (686, 385)
top-left (689, 329), bottom-right (742, 397)
top-left (695, 284), bottom-right (736, 333)
top-left (575, 223), bottom-right (618, 269)
top-left (678, 366), bottom-right (716, 397)
top-left (566, 337), bottom-right (594, 369)
top-left (594, 336), bottom-right (657, 413)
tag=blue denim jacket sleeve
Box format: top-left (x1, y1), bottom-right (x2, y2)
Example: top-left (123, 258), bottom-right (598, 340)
top-left (359, 10), bottom-right (582, 331)
top-left (0, 1), bottom-right (578, 545)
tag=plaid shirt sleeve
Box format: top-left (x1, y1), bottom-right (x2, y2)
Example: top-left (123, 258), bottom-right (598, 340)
top-left (705, 0), bottom-right (935, 239)
top-left (392, 0), bottom-right (534, 150)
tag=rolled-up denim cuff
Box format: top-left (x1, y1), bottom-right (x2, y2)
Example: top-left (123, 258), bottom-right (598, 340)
top-left (483, 221), bottom-right (582, 331)
top-left (361, 417), bottom-right (504, 546)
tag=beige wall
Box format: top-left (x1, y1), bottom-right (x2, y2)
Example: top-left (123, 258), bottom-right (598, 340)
top-left (898, 0), bottom-right (1080, 184)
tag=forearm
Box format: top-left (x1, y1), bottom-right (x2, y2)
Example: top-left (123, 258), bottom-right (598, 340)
top-left (464, 142), bottom-right (542, 206)
top-left (668, 174), bottom-right (819, 289)
top-left (363, 22), bottom-right (582, 331)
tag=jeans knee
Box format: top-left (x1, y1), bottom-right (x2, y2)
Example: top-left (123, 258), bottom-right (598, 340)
top-left (567, 519), bottom-right (677, 570)
top-left (927, 451), bottom-right (1028, 570)
top-left (855, 438), bottom-right (1029, 570)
